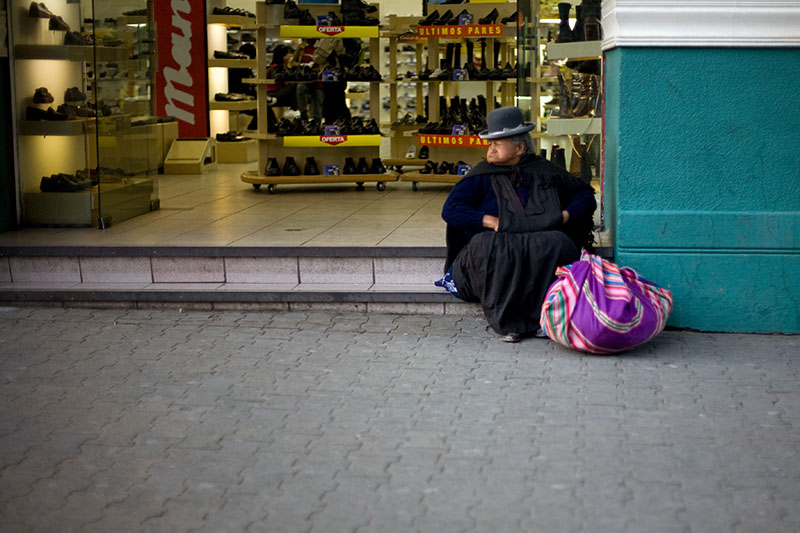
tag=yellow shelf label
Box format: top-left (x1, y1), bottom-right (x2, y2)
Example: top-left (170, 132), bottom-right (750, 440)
top-left (282, 134), bottom-right (381, 147)
top-left (416, 24), bottom-right (504, 38)
top-left (418, 134), bottom-right (488, 147)
top-left (280, 25), bottom-right (380, 38)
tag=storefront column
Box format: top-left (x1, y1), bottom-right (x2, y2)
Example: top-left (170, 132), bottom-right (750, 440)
top-left (602, 0), bottom-right (800, 333)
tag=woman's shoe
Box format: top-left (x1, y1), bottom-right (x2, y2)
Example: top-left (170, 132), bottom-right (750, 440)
top-left (478, 8), bottom-right (498, 24)
top-left (498, 333), bottom-right (521, 343)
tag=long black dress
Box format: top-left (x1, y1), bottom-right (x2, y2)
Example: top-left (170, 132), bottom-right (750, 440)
top-left (445, 155), bottom-right (594, 337)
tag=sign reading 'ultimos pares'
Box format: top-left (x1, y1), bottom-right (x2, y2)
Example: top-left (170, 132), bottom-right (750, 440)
top-left (154, 0), bottom-right (209, 138)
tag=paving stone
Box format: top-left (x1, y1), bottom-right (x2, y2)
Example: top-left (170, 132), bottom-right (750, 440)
top-left (0, 307), bottom-right (797, 532)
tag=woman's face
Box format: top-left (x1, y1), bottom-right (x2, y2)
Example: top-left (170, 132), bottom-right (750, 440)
top-left (486, 138), bottom-right (525, 166)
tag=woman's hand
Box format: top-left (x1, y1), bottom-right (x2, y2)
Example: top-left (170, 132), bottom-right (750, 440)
top-left (482, 214), bottom-right (500, 232)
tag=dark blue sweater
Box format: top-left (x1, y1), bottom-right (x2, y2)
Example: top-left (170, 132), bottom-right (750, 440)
top-left (442, 172), bottom-right (596, 237)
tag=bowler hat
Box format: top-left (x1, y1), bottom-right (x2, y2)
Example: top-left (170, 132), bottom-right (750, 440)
top-left (478, 106), bottom-right (535, 139)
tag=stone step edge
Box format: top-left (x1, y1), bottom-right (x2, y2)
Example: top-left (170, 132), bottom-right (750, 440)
top-left (0, 287), bottom-right (481, 315)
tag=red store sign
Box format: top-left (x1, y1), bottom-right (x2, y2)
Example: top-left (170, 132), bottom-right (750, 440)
top-left (418, 134), bottom-right (489, 147)
top-left (154, 0), bottom-right (209, 138)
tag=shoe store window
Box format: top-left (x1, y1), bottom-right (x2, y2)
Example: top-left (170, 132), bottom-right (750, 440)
top-left (517, 0), bottom-right (604, 230)
top-left (9, 1), bottom-right (164, 228)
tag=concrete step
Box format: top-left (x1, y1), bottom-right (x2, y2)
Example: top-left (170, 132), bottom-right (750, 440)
top-left (0, 245), bottom-right (475, 314)
top-left (0, 244), bottom-right (612, 314)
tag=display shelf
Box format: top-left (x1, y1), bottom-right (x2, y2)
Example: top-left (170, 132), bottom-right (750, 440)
top-left (381, 158), bottom-right (430, 166)
top-left (546, 117), bottom-right (602, 136)
top-left (546, 40), bottom-right (602, 61)
top-left (243, 131), bottom-right (278, 140)
top-left (208, 58), bottom-right (257, 69)
top-left (207, 15), bottom-right (258, 28)
top-left (278, 25), bottom-right (380, 39)
top-left (242, 170), bottom-right (398, 193)
top-left (15, 44), bottom-right (130, 62)
top-left (282, 134), bottom-right (381, 148)
top-left (18, 119), bottom-right (89, 136)
top-left (116, 16), bottom-right (147, 26)
top-left (400, 171), bottom-right (461, 191)
top-left (209, 100), bottom-right (258, 111)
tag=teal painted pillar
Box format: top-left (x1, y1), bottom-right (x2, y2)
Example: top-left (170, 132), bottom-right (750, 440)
top-left (603, 2), bottom-right (800, 333)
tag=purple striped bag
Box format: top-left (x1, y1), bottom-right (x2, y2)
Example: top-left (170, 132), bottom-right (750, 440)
top-left (540, 251), bottom-right (673, 354)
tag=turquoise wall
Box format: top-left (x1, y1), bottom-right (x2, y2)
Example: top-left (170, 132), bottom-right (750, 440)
top-left (605, 47), bottom-right (800, 333)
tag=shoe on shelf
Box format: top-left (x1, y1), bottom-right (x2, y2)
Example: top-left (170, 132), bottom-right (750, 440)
top-left (29, 2), bottom-right (53, 18)
top-left (265, 157), bottom-right (281, 176)
top-left (405, 145), bottom-right (417, 159)
top-left (64, 31), bottom-right (87, 45)
top-left (45, 107), bottom-right (69, 121)
top-left (370, 158), bottom-right (386, 174)
top-left (283, 0), bottom-right (303, 19)
top-left (304, 157), bottom-right (320, 175)
top-left (283, 157), bottom-right (301, 176)
top-left (33, 87), bottom-right (54, 104)
top-left (419, 160), bottom-right (437, 174)
top-left (418, 145), bottom-right (429, 159)
top-left (216, 131), bottom-right (246, 142)
top-left (500, 10), bottom-right (519, 24)
top-left (418, 10), bottom-right (439, 26)
top-left (356, 156), bottom-right (371, 174)
top-left (64, 87), bottom-right (86, 103)
top-left (342, 0), bottom-right (378, 14)
top-left (478, 8), bottom-right (498, 24)
top-left (298, 9), bottom-right (316, 25)
top-left (48, 15), bottom-right (70, 31)
top-left (343, 157), bottom-right (357, 174)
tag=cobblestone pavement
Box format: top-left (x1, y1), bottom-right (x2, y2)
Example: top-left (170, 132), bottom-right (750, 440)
top-left (0, 306), bottom-right (797, 533)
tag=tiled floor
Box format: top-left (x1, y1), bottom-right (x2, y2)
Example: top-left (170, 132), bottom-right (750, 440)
top-left (0, 163), bottom-right (453, 248)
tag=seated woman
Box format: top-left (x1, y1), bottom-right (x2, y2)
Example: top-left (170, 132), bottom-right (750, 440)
top-left (439, 106), bottom-right (596, 342)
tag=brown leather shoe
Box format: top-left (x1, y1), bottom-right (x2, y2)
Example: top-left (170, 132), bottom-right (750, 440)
top-left (498, 332), bottom-right (521, 343)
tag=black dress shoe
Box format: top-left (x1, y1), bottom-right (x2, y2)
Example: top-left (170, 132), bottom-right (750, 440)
top-left (370, 158), bottom-right (386, 174)
top-left (356, 157), bottom-right (371, 174)
top-left (343, 157), bottom-right (357, 174)
top-left (434, 9), bottom-right (454, 25)
top-left (418, 146), bottom-right (429, 159)
top-left (265, 157), bottom-right (281, 176)
top-left (418, 9), bottom-right (439, 26)
top-left (501, 10), bottom-right (519, 24)
top-left (283, 157), bottom-right (301, 176)
top-left (304, 157), bottom-right (320, 175)
top-left (478, 8), bottom-right (498, 24)
top-left (29, 2), bottom-right (53, 18)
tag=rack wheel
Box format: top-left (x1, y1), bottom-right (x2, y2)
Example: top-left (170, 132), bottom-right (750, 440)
top-left (355, 182), bottom-right (365, 191)
top-left (376, 181), bottom-right (386, 191)
top-left (252, 183), bottom-right (261, 190)
top-left (267, 184), bottom-right (277, 194)
top-left (412, 181), bottom-right (419, 191)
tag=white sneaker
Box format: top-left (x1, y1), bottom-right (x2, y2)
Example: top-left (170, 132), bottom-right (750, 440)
top-left (405, 145), bottom-right (416, 159)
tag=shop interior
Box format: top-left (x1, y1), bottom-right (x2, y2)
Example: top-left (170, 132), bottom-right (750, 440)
top-left (0, 0), bottom-right (604, 249)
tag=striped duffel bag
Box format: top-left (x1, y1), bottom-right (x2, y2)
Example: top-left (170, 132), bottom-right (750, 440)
top-left (540, 251), bottom-right (673, 354)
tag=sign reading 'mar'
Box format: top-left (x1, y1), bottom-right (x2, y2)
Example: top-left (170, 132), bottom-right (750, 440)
top-left (155, 0), bottom-right (209, 137)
